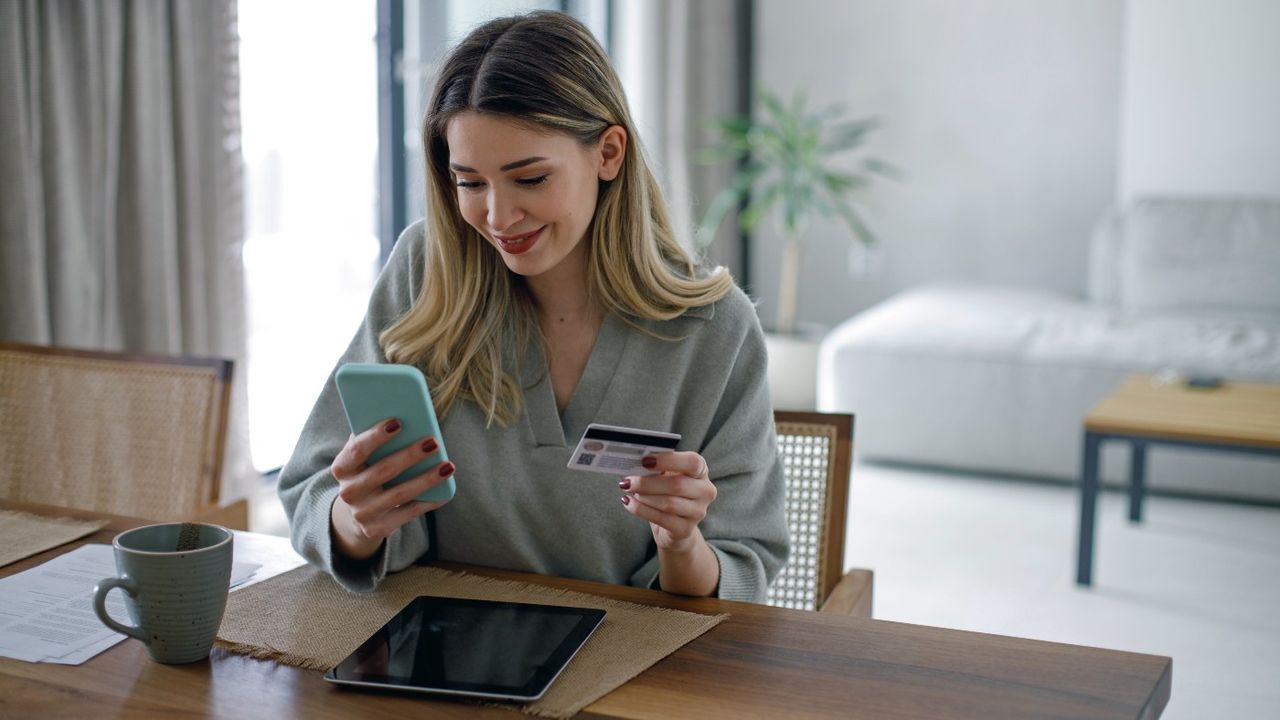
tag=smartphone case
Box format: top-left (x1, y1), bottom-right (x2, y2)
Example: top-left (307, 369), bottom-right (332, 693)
top-left (334, 363), bottom-right (455, 503)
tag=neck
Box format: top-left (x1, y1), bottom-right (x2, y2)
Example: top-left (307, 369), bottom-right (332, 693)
top-left (526, 242), bottom-right (597, 325)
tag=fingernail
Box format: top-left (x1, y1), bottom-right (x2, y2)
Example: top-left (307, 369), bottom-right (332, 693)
top-left (439, 461), bottom-right (455, 478)
top-left (385, 419), bottom-right (401, 433)
top-left (618, 478), bottom-right (631, 490)
top-left (422, 438), bottom-right (438, 454)
top-left (620, 495), bottom-right (631, 506)
top-left (641, 456), bottom-right (657, 469)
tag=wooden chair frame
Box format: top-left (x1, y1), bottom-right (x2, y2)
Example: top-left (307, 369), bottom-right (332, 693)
top-left (774, 410), bottom-right (873, 617)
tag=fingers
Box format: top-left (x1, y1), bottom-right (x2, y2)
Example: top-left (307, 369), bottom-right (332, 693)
top-left (334, 423), bottom-right (442, 505)
top-left (354, 461), bottom-right (456, 522)
top-left (641, 450), bottom-right (708, 480)
top-left (622, 466), bottom-right (717, 504)
top-left (337, 461), bottom-right (453, 546)
top-left (621, 493), bottom-right (699, 537)
top-left (627, 492), bottom-right (705, 520)
top-left (329, 418), bottom-right (454, 550)
top-left (620, 451), bottom-right (716, 540)
top-left (332, 418), bottom-right (402, 481)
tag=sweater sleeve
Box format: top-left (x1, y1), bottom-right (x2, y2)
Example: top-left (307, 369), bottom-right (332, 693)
top-left (276, 222), bottom-right (432, 593)
top-left (628, 294), bottom-right (790, 602)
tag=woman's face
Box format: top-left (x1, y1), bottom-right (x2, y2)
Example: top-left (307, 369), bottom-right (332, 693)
top-left (445, 112), bottom-right (625, 278)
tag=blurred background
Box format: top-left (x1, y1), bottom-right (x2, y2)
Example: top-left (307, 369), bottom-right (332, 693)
top-left (3, 2), bottom-right (1278, 717)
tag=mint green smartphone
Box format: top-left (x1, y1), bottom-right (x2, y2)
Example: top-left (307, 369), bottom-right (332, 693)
top-left (334, 363), bottom-right (455, 503)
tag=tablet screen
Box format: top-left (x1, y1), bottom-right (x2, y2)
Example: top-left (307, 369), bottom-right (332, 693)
top-left (324, 596), bottom-right (605, 702)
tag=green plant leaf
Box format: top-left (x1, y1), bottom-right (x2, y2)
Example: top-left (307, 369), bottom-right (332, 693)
top-left (741, 182), bottom-right (783, 232)
top-left (826, 192), bottom-right (876, 247)
top-left (821, 170), bottom-right (869, 194)
top-left (759, 88), bottom-right (789, 126)
top-left (863, 157), bottom-right (905, 181)
top-left (716, 116), bottom-right (754, 138)
top-left (698, 86), bottom-right (898, 259)
top-left (823, 118), bottom-right (879, 152)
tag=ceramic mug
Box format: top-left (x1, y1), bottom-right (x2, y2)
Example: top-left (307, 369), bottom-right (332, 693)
top-left (92, 522), bottom-right (233, 664)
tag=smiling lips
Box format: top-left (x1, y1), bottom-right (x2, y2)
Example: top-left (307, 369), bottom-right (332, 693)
top-left (493, 226), bottom-right (544, 255)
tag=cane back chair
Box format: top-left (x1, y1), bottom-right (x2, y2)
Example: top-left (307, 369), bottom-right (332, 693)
top-left (768, 410), bottom-right (873, 617)
top-left (0, 342), bottom-right (247, 529)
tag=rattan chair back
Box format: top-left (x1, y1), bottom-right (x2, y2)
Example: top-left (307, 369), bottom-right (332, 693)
top-left (767, 411), bottom-right (854, 611)
top-left (0, 342), bottom-right (232, 521)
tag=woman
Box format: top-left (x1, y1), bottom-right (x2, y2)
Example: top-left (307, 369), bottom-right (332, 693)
top-left (278, 11), bottom-right (788, 602)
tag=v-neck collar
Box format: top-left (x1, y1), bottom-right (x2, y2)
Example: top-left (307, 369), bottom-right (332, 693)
top-left (519, 312), bottom-right (628, 448)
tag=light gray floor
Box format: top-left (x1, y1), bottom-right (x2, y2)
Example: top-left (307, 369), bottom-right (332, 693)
top-left (845, 461), bottom-right (1280, 719)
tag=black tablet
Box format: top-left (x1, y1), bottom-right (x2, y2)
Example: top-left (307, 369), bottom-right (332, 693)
top-left (323, 596), bottom-right (605, 702)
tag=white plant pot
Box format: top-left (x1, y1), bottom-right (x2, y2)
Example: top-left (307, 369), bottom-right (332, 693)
top-left (764, 331), bottom-right (822, 411)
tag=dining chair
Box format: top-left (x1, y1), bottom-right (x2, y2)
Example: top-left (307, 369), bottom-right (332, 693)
top-left (768, 410), bottom-right (873, 617)
top-left (0, 341), bottom-right (247, 529)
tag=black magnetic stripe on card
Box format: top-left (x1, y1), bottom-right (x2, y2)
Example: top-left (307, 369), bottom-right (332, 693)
top-left (583, 427), bottom-right (680, 449)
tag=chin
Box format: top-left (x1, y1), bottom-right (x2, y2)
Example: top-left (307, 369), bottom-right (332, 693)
top-left (494, 250), bottom-right (549, 277)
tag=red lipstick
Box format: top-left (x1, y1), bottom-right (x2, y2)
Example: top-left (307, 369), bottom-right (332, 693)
top-left (493, 226), bottom-right (543, 255)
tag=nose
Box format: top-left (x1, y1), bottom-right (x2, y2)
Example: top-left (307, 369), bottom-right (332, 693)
top-left (486, 188), bottom-right (524, 234)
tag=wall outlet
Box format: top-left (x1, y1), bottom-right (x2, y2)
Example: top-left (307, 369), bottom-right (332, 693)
top-left (848, 243), bottom-right (885, 278)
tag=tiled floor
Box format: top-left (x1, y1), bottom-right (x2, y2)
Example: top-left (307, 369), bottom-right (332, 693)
top-left (844, 462), bottom-right (1280, 719)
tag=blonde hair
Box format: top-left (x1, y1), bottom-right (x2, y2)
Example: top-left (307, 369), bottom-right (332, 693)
top-left (380, 11), bottom-right (734, 425)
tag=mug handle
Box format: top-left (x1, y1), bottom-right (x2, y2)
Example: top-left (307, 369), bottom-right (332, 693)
top-left (93, 576), bottom-right (148, 643)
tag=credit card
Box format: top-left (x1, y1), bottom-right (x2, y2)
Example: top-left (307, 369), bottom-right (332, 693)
top-left (567, 423), bottom-right (682, 476)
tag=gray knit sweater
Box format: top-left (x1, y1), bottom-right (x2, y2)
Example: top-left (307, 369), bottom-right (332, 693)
top-left (277, 221), bottom-right (789, 602)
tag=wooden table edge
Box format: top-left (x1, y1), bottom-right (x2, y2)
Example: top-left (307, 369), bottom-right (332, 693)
top-left (2, 501), bottom-right (1175, 720)
top-left (1083, 420), bottom-right (1280, 451)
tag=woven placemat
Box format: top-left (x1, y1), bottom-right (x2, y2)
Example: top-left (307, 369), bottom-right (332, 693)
top-left (216, 563), bottom-right (727, 718)
top-left (0, 509), bottom-right (108, 568)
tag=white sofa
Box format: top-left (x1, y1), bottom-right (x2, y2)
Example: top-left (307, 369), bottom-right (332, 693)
top-left (818, 196), bottom-right (1280, 502)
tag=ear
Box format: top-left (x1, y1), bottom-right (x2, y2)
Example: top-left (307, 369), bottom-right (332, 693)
top-left (596, 125), bottom-right (627, 182)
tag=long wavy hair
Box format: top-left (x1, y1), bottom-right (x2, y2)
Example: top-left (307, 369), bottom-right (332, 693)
top-left (380, 11), bottom-right (734, 426)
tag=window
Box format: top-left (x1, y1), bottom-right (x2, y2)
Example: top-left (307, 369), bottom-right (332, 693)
top-left (239, 1), bottom-right (380, 471)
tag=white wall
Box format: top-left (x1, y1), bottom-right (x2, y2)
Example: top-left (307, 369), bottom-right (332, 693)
top-left (1120, 0), bottom-right (1280, 200)
top-left (753, 0), bottom-right (1124, 328)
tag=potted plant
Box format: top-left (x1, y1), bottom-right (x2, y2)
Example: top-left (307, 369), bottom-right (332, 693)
top-left (698, 88), bottom-right (896, 337)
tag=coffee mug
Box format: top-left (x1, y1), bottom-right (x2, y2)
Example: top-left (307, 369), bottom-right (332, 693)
top-left (93, 522), bottom-right (233, 664)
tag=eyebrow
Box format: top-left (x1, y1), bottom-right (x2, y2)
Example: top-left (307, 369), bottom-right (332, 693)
top-left (449, 156), bottom-right (548, 173)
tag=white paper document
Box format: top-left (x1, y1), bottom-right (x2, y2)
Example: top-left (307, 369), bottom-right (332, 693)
top-left (0, 544), bottom-right (261, 665)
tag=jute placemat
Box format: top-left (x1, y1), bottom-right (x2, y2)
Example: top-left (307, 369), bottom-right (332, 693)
top-left (0, 509), bottom-right (108, 568)
top-left (216, 563), bottom-right (727, 718)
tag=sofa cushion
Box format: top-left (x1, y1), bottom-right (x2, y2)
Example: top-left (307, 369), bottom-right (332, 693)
top-left (823, 284), bottom-right (1280, 378)
top-left (817, 284), bottom-right (1280, 500)
top-left (1118, 197), bottom-right (1280, 315)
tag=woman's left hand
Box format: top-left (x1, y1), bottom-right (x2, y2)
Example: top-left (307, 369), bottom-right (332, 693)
top-left (619, 451), bottom-right (717, 552)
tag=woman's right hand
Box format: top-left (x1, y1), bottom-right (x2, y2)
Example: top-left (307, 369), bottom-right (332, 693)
top-left (329, 418), bottom-right (456, 561)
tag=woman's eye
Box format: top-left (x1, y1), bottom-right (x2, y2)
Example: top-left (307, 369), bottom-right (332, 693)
top-left (455, 179), bottom-right (484, 190)
top-left (516, 175), bottom-right (548, 187)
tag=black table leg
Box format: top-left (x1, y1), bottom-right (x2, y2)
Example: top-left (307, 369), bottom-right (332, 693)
top-left (1128, 441), bottom-right (1147, 523)
top-left (1077, 432), bottom-right (1102, 586)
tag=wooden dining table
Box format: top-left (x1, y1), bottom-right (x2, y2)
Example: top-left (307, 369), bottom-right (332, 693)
top-left (0, 500), bottom-right (1171, 719)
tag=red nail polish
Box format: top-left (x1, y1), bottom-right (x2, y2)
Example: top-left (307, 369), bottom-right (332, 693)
top-left (620, 495), bottom-right (630, 506)
top-left (385, 419), bottom-right (401, 434)
top-left (641, 456), bottom-right (657, 469)
top-left (422, 438), bottom-right (438, 454)
top-left (618, 478), bottom-right (631, 490)
top-left (439, 461), bottom-right (455, 478)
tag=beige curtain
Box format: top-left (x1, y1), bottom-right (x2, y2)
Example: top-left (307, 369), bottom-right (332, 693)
top-left (0, 0), bottom-right (257, 502)
top-left (614, 0), bottom-right (749, 277)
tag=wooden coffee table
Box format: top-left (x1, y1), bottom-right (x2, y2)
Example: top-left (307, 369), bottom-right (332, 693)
top-left (1076, 374), bottom-right (1280, 585)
